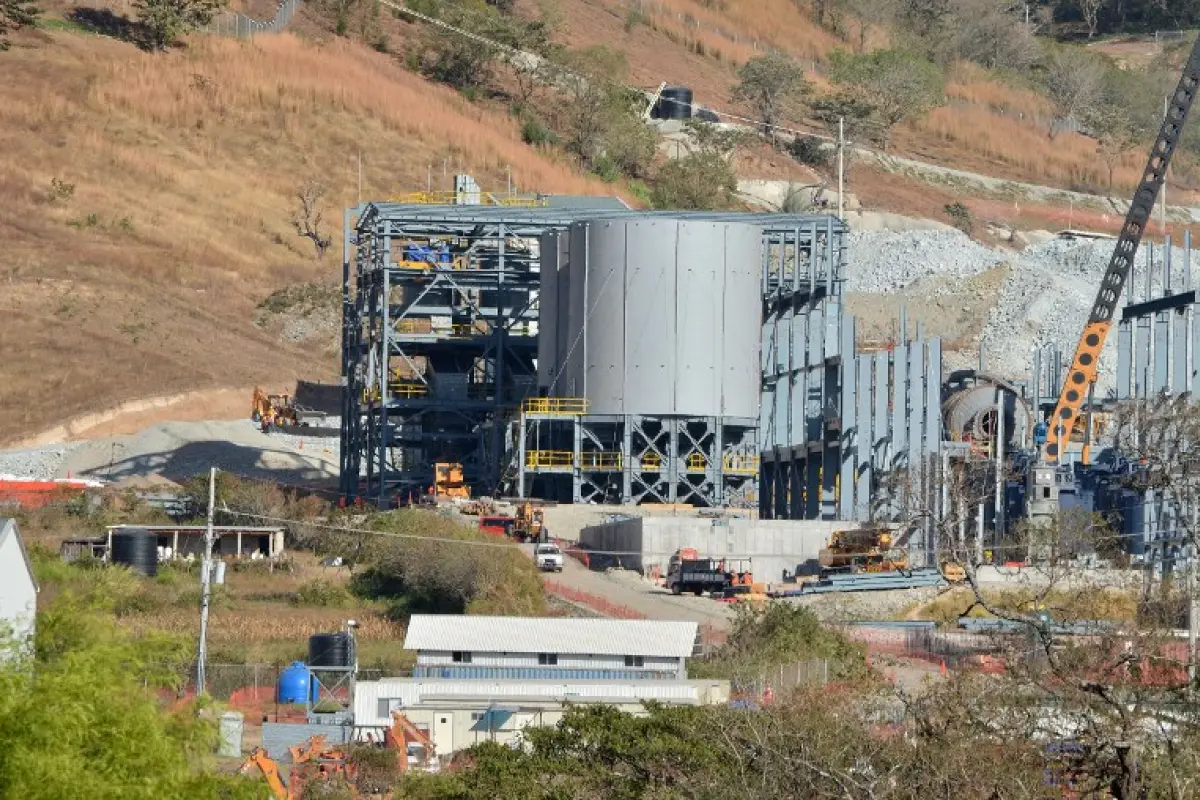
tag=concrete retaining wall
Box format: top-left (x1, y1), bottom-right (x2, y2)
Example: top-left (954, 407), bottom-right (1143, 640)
top-left (580, 517), bottom-right (845, 582)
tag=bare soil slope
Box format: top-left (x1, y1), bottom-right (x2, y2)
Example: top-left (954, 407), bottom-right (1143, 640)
top-left (0, 29), bottom-right (609, 443)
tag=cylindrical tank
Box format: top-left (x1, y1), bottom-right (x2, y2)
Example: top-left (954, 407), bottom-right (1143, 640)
top-left (657, 85), bottom-right (694, 119)
top-left (308, 633), bottom-right (351, 668)
top-left (217, 711), bottom-right (244, 758)
top-left (277, 661), bottom-right (318, 703)
top-left (111, 528), bottom-right (157, 577)
top-left (559, 219), bottom-right (762, 419)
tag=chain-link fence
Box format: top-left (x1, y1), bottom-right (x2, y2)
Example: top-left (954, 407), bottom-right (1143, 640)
top-left (204, 0), bottom-right (301, 38)
top-left (729, 658), bottom-right (832, 698)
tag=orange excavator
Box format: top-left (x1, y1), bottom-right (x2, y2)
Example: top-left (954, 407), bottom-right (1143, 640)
top-left (238, 748), bottom-right (290, 799)
top-left (239, 713), bottom-right (434, 798)
top-left (239, 735), bottom-right (353, 799)
top-left (385, 710), bottom-right (436, 772)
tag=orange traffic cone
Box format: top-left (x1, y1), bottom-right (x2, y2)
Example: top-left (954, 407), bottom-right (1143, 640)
top-left (940, 660), bottom-right (947, 676)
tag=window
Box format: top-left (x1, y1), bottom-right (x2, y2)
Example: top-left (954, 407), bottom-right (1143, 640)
top-left (377, 699), bottom-right (392, 718)
top-left (1043, 487), bottom-right (1051, 499)
top-left (471, 712), bottom-right (484, 722)
top-left (538, 653), bottom-right (558, 665)
top-left (624, 655), bottom-right (645, 668)
top-left (452, 651), bottom-right (472, 663)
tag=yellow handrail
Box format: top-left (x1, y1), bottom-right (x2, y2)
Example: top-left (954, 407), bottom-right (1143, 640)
top-left (390, 381), bottom-right (429, 399)
top-left (723, 454), bottom-right (761, 475)
top-left (686, 453), bottom-right (708, 472)
top-left (525, 450), bottom-right (573, 469)
top-left (522, 397), bottom-right (588, 416)
top-left (640, 452), bottom-right (662, 470)
top-left (580, 452), bottom-right (622, 470)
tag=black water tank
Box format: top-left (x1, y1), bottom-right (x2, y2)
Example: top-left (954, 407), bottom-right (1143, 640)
top-left (308, 633), bottom-right (351, 667)
top-left (695, 106), bottom-right (719, 123)
top-left (111, 528), bottom-right (157, 577)
top-left (657, 85), bottom-right (694, 120)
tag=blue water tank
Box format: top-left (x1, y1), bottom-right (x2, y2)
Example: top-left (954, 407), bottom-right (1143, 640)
top-left (277, 661), bottom-right (317, 704)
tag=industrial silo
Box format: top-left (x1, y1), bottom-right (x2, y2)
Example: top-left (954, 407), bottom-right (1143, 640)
top-left (557, 218), bottom-right (762, 417)
top-left (526, 216), bottom-right (763, 507)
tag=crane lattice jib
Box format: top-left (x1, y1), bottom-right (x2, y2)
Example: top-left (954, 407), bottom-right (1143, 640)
top-left (1044, 37), bottom-right (1200, 463)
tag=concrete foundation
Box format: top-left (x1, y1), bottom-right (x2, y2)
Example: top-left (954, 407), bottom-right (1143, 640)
top-left (579, 516), bottom-right (845, 583)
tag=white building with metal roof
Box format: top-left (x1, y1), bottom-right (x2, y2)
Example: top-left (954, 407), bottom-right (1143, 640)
top-left (403, 616), bottom-right (699, 681)
top-left (0, 519), bottom-right (38, 656)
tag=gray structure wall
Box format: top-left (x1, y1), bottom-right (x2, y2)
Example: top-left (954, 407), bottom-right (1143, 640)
top-left (579, 516), bottom-right (843, 583)
top-left (549, 219), bottom-right (762, 418)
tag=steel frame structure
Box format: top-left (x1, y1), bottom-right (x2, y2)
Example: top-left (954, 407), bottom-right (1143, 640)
top-left (341, 203), bottom-right (846, 506)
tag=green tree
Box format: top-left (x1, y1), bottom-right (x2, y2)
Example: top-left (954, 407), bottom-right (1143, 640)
top-left (730, 51), bottom-right (810, 145)
top-left (547, 46), bottom-right (656, 178)
top-left (828, 48), bottom-right (944, 149)
top-left (134, 0), bottom-right (225, 49)
top-left (809, 88), bottom-right (882, 143)
top-left (650, 120), bottom-right (743, 210)
top-left (0, 594), bottom-right (265, 799)
top-left (0, 0), bottom-right (38, 50)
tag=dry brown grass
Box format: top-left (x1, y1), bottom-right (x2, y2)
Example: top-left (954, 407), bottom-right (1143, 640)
top-left (641, 0), bottom-right (842, 63)
top-left (900, 104), bottom-right (1144, 192)
top-left (0, 30), bottom-right (612, 442)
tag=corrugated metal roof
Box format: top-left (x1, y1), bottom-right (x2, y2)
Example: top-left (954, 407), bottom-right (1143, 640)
top-left (404, 616), bottom-right (697, 658)
top-left (544, 195), bottom-right (631, 211)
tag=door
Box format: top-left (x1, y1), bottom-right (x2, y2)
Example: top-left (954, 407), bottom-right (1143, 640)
top-left (433, 712), bottom-right (454, 757)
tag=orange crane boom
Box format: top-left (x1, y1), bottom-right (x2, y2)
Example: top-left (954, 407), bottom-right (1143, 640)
top-left (1042, 37), bottom-right (1200, 465)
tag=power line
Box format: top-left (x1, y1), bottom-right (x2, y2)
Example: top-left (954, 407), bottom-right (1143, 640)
top-left (221, 504), bottom-right (1192, 560)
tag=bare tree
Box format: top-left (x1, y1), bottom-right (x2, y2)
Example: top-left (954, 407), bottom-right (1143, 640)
top-left (1045, 48), bottom-right (1104, 139)
top-left (1078, 0), bottom-right (1106, 38)
top-left (905, 396), bottom-right (1200, 799)
top-left (293, 181), bottom-right (332, 259)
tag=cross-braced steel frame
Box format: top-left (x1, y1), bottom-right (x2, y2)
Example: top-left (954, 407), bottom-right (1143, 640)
top-left (342, 203), bottom-right (849, 506)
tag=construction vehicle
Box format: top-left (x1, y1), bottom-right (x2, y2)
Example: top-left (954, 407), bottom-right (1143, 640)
top-left (1030, 34), bottom-right (1200, 513)
top-left (478, 515), bottom-right (517, 537)
top-left (818, 527), bottom-right (909, 577)
top-left (429, 462), bottom-right (470, 501)
top-left (513, 501), bottom-right (548, 543)
top-left (239, 748), bottom-right (289, 799)
top-left (666, 548), bottom-right (731, 596)
top-left (385, 710), bottom-right (436, 772)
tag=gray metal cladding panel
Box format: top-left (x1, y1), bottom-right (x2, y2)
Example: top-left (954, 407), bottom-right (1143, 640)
top-left (774, 311), bottom-right (792, 376)
top-left (618, 220), bottom-right (678, 415)
top-left (676, 221), bottom-right (722, 417)
top-left (721, 222), bottom-right (763, 419)
top-left (583, 221), bottom-right (631, 414)
top-left (262, 723), bottom-right (350, 761)
top-left (562, 222), bottom-right (589, 397)
top-left (538, 232), bottom-right (560, 389)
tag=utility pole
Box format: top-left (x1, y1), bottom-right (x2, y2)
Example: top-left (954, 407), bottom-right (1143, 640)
top-left (197, 467), bottom-right (216, 696)
top-left (837, 116), bottom-right (846, 221)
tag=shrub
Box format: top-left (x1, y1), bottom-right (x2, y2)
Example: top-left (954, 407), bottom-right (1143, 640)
top-left (944, 201), bottom-right (973, 233)
top-left (293, 579), bottom-right (354, 608)
top-left (789, 136), bottom-right (831, 168)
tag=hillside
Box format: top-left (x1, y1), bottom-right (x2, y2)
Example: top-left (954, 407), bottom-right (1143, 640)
top-left (0, 26), bottom-right (611, 443)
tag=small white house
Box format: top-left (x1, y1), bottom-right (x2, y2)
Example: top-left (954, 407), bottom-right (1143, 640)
top-left (404, 615), bottom-right (699, 680)
top-left (0, 519), bottom-right (38, 655)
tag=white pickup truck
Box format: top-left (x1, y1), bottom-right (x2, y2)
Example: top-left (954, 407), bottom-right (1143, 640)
top-left (535, 543), bottom-right (564, 572)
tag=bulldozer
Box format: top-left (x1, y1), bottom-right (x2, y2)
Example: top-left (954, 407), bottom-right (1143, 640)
top-left (818, 527), bottom-right (908, 577)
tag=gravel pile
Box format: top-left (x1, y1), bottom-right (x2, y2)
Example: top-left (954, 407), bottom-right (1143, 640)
top-left (979, 238), bottom-right (1198, 393)
top-left (848, 228), bottom-right (1200, 394)
top-left (0, 445), bottom-right (77, 481)
top-left (845, 230), bottom-right (1007, 293)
